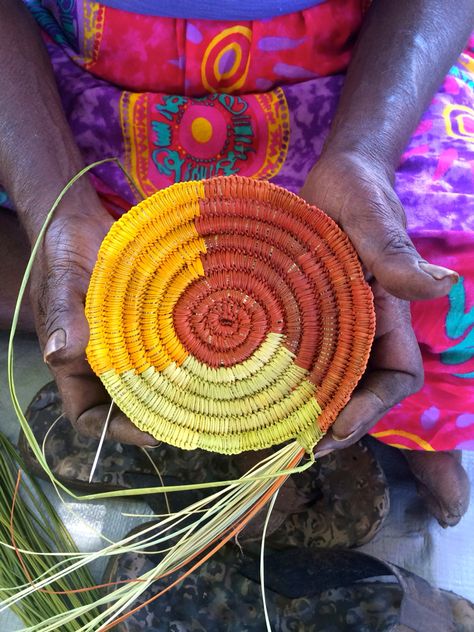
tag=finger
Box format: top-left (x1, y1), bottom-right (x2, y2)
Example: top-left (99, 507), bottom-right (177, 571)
top-left (315, 293), bottom-right (423, 455)
top-left (35, 255), bottom-right (104, 413)
top-left (41, 282), bottom-right (159, 446)
top-left (313, 388), bottom-right (391, 457)
top-left (32, 218), bottom-right (158, 446)
top-left (75, 405), bottom-right (159, 446)
top-left (315, 364), bottom-right (422, 456)
top-left (40, 281), bottom-right (159, 446)
top-left (342, 193), bottom-right (458, 301)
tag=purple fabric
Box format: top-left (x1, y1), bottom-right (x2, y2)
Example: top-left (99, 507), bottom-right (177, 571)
top-left (2, 9), bottom-right (474, 450)
top-left (94, 0), bottom-right (326, 19)
top-left (46, 37), bottom-right (474, 237)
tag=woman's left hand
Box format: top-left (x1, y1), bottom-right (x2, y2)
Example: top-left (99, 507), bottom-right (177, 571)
top-left (300, 150), bottom-right (458, 456)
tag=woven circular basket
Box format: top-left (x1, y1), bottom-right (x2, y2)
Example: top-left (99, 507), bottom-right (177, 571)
top-left (85, 176), bottom-right (375, 455)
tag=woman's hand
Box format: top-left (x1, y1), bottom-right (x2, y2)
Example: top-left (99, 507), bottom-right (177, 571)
top-left (30, 201), bottom-right (159, 447)
top-left (0, 0), bottom-right (157, 446)
top-left (300, 151), bottom-right (458, 455)
top-left (297, 0), bottom-right (473, 454)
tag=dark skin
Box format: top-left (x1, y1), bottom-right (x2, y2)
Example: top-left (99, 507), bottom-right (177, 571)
top-left (305, 0), bottom-right (474, 453)
top-left (0, 0), bottom-right (472, 523)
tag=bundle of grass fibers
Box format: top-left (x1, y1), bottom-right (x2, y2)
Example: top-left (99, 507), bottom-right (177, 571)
top-left (5, 173), bottom-right (375, 630)
top-left (0, 432), bottom-right (100, 629)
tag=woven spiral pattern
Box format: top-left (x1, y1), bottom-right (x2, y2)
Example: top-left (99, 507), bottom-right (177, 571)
top-left (85, 176), bottom-right (375, 454)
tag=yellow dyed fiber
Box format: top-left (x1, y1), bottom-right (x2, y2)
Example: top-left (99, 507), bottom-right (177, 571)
top-left (86, 180), bottom-right (206, 376)
top-left (86, 175), bottom-right (375, 455)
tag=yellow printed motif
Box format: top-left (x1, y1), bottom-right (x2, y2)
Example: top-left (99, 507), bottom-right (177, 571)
top-left (443, 104), bottom-right (474, 141)
top-left (371, 429), bottom-right (435, 451)
top-left (201, 26), bottom-right (252, 93)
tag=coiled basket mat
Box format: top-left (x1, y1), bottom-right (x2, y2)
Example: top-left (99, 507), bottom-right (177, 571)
top-left (85, 176), bottom-right (375, 455)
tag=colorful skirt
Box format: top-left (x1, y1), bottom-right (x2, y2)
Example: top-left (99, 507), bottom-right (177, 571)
top-left (21, 0), bottom-right (474, 451)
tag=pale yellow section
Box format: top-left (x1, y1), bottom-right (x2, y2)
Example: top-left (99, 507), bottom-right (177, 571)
top-left (98, 333), bottom-right (322, 454)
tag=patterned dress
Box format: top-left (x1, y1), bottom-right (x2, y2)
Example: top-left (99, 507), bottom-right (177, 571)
top-left (16, 0), bottom-right (474, 451)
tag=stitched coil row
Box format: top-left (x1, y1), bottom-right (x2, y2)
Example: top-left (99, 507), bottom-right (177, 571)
top-left (85, 176), bottom-right (375, 454)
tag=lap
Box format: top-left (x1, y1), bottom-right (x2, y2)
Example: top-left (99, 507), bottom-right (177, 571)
top-left (370, 45), bottom-right (474, 450)
top-left (5, 23), bottom-right (474, 449)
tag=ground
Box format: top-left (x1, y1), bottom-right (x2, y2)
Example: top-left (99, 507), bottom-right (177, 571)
top-left (1, 331), bottom-right (473, 629)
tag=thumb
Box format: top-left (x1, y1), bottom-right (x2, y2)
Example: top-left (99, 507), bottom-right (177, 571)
top-left (41, 284), bottom-right (90, 367)
top-left (38, 264), bottom-right (159, 446)
top-left (347, 215), bottom-right (458, 302)
top-left (35, 266), bottom-right (108, 424)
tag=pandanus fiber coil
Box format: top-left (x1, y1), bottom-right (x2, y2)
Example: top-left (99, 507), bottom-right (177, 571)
top-left (85, 176), bottom-right (375, 455)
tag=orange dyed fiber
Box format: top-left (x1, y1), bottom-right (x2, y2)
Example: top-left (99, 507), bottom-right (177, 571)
top-left (85, 175), bottom-right (375, 454)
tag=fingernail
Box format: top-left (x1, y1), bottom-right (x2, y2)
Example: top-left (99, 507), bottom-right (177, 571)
top-left (43, 328), bottom-right (66, 363)
top-left (419, 262), bottom-right (459, 284)
top-left (315, 449), bottom-right (333, 458)
top-left (331, 428), bottom-right (358, 442)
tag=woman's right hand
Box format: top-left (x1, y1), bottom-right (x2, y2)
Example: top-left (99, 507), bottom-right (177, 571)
top-left (0, 0), bottom-right (157, 446)
top-left (301, 150), bottom-right (458, 455)
top-left (30, 200), bottom-right (159, 446)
